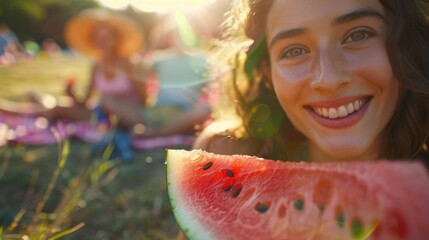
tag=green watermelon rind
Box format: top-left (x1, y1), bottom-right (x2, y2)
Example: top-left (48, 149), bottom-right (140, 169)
top-left (167, 149), bottom-right (216, 240)
top-left (166, 149), bottom-right (429, 240)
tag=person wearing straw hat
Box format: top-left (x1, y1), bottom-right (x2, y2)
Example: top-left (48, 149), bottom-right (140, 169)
top-left (0, 9), bottom-right (149, 160)
top-left (18, 8), bottom-right (149, 129)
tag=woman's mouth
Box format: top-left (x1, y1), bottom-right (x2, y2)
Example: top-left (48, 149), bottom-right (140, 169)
top-left (312, 98), bottom-right (368, 119)
top-left (305, 97), bottom-right (372, 128)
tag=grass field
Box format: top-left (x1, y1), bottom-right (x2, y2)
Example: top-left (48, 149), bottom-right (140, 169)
top-left (0, 55), bottom-right (182, 239)
top-left (0, 54), bottom-right (90, 99)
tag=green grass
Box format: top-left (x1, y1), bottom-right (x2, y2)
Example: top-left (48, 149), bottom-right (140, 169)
top-left (0, 55), bottom-right (182, 239)
top-left (0, 54), bottom-right (90, 100)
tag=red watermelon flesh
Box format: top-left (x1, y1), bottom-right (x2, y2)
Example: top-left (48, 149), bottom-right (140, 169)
top-left (166, 149), bottom-right (429, 240)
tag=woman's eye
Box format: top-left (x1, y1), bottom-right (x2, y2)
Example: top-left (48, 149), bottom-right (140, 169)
top-left (281, 46), bottom-right (309, 59)
top-left (343, 29), bottom-right (374, 44)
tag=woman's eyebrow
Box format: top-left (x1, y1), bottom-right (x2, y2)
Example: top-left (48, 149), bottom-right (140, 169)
top-left (268, 8), bottom-right (385, 50)
top-left (269, 28), bottom-right (307, 49)
top-left (333, 8), bottom-right (385, 25)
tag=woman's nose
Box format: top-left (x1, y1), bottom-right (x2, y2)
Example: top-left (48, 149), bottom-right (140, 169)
top-left (310, 48), bottom-right (351, 92)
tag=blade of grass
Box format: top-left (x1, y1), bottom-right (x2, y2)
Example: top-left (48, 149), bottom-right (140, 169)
top-left (28, 139), bottom-right (70, 231)
top-left (7, 210), bottom-right (26, 232)
top-left (0, 147), bottom-right (10, 180)
top-left (47, 222), bottom-right (85, 240)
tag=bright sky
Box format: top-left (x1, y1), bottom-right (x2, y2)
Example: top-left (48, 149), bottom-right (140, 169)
top-left (96, 0), bottom-right (215, 13)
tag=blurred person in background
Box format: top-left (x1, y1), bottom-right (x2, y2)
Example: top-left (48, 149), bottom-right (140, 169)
top-left (40, 38), bottom-right (62, 57)
top-left (0, 9), bottom-right (148, 160)
top-left (0, 23), bottom-right (22, 65)
top-left (134, 12), bottom-right (217, 138)
top-left (11, 8), bottom-right (148, 129)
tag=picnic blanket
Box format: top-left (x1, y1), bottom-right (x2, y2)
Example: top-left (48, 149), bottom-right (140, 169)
top-left (0, 111), bottom-right (196, 151)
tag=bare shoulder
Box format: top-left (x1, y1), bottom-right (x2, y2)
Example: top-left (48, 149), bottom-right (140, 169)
top-left (193, 120), bottom-right (260, 156)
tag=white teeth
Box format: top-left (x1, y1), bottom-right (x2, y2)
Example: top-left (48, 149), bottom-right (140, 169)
top-left (353, 100), bottom-right (361, 111)
top-left (338, 105), bottom-right (348, 117)
top-left (347, 103), bottom-right (354, 114)
top-left (328, 108), bottom-right (338, 119)
top-left (322, 108), bottom-right (329, 117)
top-left (312, 99), bottom-right (365, 119)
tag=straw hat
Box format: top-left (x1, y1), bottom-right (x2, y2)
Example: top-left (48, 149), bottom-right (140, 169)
top-left (64, 9), bottom-right (144, 59)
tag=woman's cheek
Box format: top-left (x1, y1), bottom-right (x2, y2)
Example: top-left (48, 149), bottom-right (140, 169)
top-left (344, 47), bottom-right (395, 87)
top-left (271, 63), bottom-right (311, 103)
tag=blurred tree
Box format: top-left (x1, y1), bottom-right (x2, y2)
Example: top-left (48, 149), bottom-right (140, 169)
top-left (0, 0), bottom-right (99, 46)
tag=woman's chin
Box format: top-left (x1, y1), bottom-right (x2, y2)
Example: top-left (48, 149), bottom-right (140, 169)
top-left (314, 141), bottom-right (378, 162)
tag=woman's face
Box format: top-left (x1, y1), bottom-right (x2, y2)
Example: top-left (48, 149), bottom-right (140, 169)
top-left (266, 0), bottom-right (399, 162)
top-left (92, 23), bottom-right (118, 53)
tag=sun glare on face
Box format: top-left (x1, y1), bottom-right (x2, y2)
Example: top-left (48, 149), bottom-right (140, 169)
top-left (96, 0), bottom-right (215, 13)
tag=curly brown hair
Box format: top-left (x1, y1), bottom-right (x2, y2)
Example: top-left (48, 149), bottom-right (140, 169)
top-left (221, 0), bottom-right (429, 160)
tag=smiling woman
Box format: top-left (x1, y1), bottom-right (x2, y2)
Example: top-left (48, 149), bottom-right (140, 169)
top-left (266, 0), bottom-right (399, 162)
top-left (96, 0), bottom-right (215, 12)
top-left (194, 0), bottom-right (429, 164)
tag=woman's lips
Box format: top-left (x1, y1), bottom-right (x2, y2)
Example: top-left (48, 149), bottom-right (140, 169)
top-left (305, 96), bottom-right (372, 129)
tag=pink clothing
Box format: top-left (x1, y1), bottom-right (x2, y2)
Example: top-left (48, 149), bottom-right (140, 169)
top-left (94, 67), bottom-right (140, 103)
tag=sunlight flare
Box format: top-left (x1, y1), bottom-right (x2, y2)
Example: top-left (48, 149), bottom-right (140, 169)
top-left (96, 0), bottom-right (215, 12)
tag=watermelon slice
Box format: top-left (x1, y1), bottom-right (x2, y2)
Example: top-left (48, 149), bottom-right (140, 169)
top-left (166, 149), bottom-right (429, 240)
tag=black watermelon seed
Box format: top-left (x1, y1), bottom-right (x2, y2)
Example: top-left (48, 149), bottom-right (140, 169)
top-left (224, 184), bottom-right (233, 192)
top-left (255, 203), bottom-right (270, 213)
top-left (294, 198), bottom-right (304, 211)
top-left (336, 212), bottom-right (345, 228)
top-left (318, 205), bottom-right (325, 214)
top-left (225, 169), bottom-right (234, 177)
top-left (202, 162), bottom-right (213, 170)
top-left (232, 183), bottom-right (243, 197)
top-left (232, 187), bottom-right (242, 198)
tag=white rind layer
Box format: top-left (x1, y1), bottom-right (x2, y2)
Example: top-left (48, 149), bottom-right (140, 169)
top-left (167, 149), bottom-right (216, 240)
